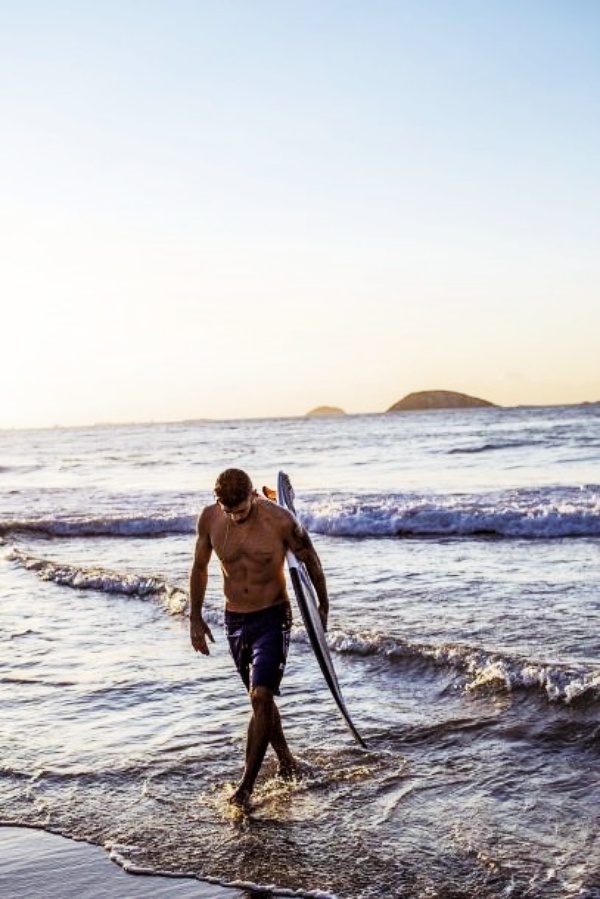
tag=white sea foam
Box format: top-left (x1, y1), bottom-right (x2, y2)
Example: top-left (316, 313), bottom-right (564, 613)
top-left (108, 847), bottom-right (337, 898)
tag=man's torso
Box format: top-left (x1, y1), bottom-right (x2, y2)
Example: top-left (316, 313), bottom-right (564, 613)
top-left (208, 497), bottom-right (290, 613)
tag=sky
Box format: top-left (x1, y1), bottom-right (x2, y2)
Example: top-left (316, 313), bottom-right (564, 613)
top-left (1, 1), bottom-right (599, 428)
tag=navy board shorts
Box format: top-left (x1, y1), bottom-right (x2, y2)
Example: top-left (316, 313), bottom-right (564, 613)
top-left (225, 602), bottom-right (292, 695)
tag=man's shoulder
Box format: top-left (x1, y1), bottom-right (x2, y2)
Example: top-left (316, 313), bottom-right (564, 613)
top-left (258, 497), bottom-right (294, 527)
top-left (197, 502), bottom-right (220, 531)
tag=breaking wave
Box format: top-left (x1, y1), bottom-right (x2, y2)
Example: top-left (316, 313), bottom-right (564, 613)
top-left (327, 629), bottom-right (600, 706)
top-left (7, 548), bottom-right (188, 616)
top-left (1, 485), bottom-right (599, 541)
top-left (0, 513), bottom-right (195, 539)
top-left (303, 485), bottom-right (600, 539)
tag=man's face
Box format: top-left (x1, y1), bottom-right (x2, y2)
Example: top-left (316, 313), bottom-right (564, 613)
top-left (218, 493), bottom-right (254, 523)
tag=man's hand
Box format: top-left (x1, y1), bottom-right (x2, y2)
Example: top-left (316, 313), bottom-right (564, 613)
top-left (318, 603), bottom-right (328, 632)
top-left (190, 619), bottom-right (215, 655)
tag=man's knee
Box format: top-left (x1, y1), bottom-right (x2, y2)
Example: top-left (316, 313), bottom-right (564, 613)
top-left (250, 685), bottom-right (274, 713)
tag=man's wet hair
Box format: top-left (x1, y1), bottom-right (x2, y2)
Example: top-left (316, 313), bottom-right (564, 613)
top-left (214, 469), bottom-right (253, 507)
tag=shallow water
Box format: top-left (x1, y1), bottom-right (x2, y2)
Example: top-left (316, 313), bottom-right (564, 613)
top-left (1, 406), bottom-right (599, 897)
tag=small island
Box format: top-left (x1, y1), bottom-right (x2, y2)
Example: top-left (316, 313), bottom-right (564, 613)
top-left (306, 405), bottom-right (346, 417)
top-left (387, 390), bottom-right (497, 412)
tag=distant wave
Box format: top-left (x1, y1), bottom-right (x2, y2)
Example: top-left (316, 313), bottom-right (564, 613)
top-left (9, 548), bottom-right (599, 707)
top-left (447, 441), bottom-right (534, 455)
top-left (1, 486), bottom-right (599, 540)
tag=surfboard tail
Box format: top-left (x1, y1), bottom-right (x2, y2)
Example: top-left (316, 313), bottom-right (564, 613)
top-left (289, 568), bottom-right (367, 749)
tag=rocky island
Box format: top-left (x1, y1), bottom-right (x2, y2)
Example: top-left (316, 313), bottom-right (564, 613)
top-left (387, 390), bottom-right (497, 412)
top-left (306, 405), bottom-right (346, 417)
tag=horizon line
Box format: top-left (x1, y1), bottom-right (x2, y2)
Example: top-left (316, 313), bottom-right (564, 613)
top-left (1, 399), bottom-right (599, 434)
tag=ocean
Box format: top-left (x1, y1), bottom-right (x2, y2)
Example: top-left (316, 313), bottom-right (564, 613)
top-left (1, 404), bottom-right (599, 898)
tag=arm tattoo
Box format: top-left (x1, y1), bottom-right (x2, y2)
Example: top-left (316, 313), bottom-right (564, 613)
top-left (290, 521), bottom-right (329, 609)
top-left (291, 521), bottom-right (310, 552)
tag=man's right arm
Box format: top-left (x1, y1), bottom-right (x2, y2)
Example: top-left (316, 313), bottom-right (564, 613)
top-left (285, 516), bottom-right (329, 630)
top-left (189, 509), bottom-right (215, 655)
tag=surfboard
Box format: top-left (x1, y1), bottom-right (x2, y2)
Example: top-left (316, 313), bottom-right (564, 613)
top-left (277, 471), bottom-right (366, 748)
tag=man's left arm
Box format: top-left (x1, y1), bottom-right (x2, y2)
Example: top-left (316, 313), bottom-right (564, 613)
top-left (287, 520), bottom-right (329, 630)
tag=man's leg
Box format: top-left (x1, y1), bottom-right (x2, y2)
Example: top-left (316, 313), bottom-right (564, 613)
top-left (270, 704), bottom-right (296, 779)
top-left (231, 685), bottom-right (275, 805)
top-left (231, 691), bottom-right (297, 805)
top-left (230, 604), bottom-right (296, 805)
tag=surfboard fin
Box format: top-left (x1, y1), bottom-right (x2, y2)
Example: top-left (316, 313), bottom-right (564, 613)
top-left (262, 485), bottom-right (277, 501)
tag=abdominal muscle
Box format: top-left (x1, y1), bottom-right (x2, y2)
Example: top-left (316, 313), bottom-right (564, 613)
top-left (221, 560), bottom-right (289, 612)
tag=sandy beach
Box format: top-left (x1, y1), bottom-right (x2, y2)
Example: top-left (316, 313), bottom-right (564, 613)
top-left (0, 827), bottom-right (245, 899)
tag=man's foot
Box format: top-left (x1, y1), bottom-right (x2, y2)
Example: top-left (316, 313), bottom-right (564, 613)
top-left (229, 784), bottom-right (252, 809)
top-left (276, 758), bottom-right (299, 781)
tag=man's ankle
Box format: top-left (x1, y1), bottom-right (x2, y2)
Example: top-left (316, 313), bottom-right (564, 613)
top-left (230, 780), bottom-right (252, 806)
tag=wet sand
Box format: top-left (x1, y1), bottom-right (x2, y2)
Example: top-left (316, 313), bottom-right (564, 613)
top-left (0, 826), bottom-right (246, 899)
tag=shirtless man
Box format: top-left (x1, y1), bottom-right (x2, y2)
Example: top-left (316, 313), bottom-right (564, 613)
top-left (189, 468), bottom-right (329, 807)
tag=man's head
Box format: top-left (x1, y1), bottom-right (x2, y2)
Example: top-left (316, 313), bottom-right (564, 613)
top-left (214, 468), bottom-right (253, 511)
